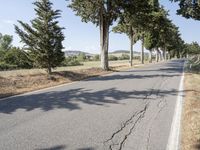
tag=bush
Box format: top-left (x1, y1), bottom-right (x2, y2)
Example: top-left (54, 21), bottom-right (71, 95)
top-left (119, 54), bottom-right (129, 60)
top-left (109, 55), bottom-right (118, 61)
top-left (0, 62), bottom-right (17, 71)
top-left (4, 47), bottom-right (33, 69)
top-left (61, 56), bottom-right (82, 66)
top-left (93, 54), bottom-right (100, 61)
top-left (187, 56), bottom-right (200, 72)
top-left (133, 56), bottom-right (140, 60)
top-left (77, 52), bottom-right (86, 62)
top-left (0, 50), bottom-right (6, 62)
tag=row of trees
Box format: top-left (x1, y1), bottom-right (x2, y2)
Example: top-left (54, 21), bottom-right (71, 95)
top-left (69, 0), bottom-right (191, 69)
top-left (11, 0), bottom-right (200, 74)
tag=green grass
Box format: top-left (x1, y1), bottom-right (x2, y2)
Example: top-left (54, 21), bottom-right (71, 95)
top-left (0, 60), bottom-right (141, 77)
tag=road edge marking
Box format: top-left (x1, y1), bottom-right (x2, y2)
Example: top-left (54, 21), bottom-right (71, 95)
top-left (166, 60), bottom-right (185, 150)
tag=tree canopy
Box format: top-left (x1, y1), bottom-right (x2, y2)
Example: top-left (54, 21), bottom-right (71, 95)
top-left (15, 0), bottom-right (65, 74)
top-left (172, 0), bottom-right (200, 20)
top-left (0, 33), bottom-right (13, 51)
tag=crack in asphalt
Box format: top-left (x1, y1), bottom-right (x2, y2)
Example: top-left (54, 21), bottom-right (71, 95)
top-left (104, 85), bottom-right (158, 149)
top-left (105, 103), bottom-right (149, 150)
top-left (118, 104), bottom-right (149, 150)
top-left (104, 110), bottom-right (143, 144)
top-left (146, 76), bottom-right (170, 150)
top-left (146, 98), bottom-right (167, 150)
top-left (104, 74), bottom-right (171, 150)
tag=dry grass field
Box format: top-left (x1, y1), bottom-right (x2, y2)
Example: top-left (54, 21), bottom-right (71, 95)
top-left (0, 60), bottom-right (132, 77)
top-left (0, 60), bottom-right (144, 98)
top-left (181, 72), bottom-right (200, 150)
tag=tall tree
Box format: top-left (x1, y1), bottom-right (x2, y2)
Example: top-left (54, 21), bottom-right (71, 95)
top-left (15, 0), bottom-right (65, 74)
top-left (172, 0), bottom-right (200, 20)
top-left (0, 33), bottom-right (13, 51)
top-left (113, 1), bottom-right (152, 66)
top-left (138, 0), bottom-right (163, 63)
top-left (69, 0), bottom-right (122, 70)
top-left (144, 32), bottom-right (157, 63)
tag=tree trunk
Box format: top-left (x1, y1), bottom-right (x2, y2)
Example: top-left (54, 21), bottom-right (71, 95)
top-left (169, 53), bottom-right (172, 59)
top-left (163, 47), bottom-right (167, 61)
top-left (158, 49), bottom-right (162, 61)
top-left (156, 48), bottom-right (159, 62)
top-left (149, 49), bottom-right (152, 63)
top-left (47, 66), bottom-right (52, 75)
top-left (164, 49), bottom-right (167, 60)
top-left (186, 53), bottom-right (189, 59)
top-left (129, 28), bottom-right (134, 66)
top-left (141, 34), bottom-right (144, 64)
top-left (100, 10), bottom-right (109, 71)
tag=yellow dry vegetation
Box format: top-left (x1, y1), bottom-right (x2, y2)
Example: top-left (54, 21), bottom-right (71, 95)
top-left (182, 72), bottom-right (200, 150)
top-left (0, 60), bottom-right (142, 98)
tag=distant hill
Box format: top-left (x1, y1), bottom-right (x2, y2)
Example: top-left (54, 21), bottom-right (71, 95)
top-left (64, 50), bottom-right (94, 57)
top-left (110, 50), bottom-right (143, 57)
top-left (110, 50), bottom-right (142, 55)
top-left (111, 50), bottom-right (129, 54)
top-left (64, 50), bottom-right (149, 58)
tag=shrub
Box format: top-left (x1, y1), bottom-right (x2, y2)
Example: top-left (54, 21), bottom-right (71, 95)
top-left (0, 62), bottom-right (17, 71)
top-left (61, 56), bottom-right (83, 66)
top-left (187, 56), bottom-right (200, 72)
top-left (119, 54), bottom-right (129, 60)
top-left (133, 56), bottom-right (140, 60)
top-left (77, 52), bottom-right (86, 62)
top-left (93, 54), bottom-right (100, 61)
top-left (109, 55), bottom-right (118, 61)
top-left (0, 49), bottom-right (6, 62)
top-left (4, 47), bottom-right (33, 69)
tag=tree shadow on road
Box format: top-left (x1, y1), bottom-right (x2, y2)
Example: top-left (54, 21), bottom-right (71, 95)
top-left (87, 73), bottom-right (181, 81)
top-left (0, 59), bottom-right (186, 114)
top-left (35, 145), bottom-right (66, 150)
top-left (194, 139), bottom-right (200, 150)
top-left (0, 86), bottom-right (190, 114)
top-left (77, 148), bottom-right (95, 150)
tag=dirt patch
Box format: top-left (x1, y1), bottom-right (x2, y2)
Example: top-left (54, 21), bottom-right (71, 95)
top-left (0, 65), bottom-right (130, 99)
top-left (181, 73), bottom-right (200, 150)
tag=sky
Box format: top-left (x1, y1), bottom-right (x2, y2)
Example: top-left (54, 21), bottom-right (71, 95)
top-left (0, 0), bottom-right (199, 54)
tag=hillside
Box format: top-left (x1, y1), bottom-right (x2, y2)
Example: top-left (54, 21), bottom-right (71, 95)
top-left (110, 50), bottom-right (129, 54)
top-left (64, 50), bottom-right (94, 57)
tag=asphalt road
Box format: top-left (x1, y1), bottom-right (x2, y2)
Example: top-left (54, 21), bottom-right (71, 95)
top-left (0, 59), bottom-right (185, 150)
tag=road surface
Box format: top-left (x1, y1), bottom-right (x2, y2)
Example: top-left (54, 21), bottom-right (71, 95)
top-left (0, 59), bottom-right (185, 150)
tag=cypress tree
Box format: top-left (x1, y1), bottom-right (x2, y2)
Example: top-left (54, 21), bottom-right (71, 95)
top-left (15, 0), bottom-right (65, 74)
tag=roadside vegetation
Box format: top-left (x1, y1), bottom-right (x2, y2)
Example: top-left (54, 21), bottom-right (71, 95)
top-left (182, 43), bottom-right (200, 150)
top-left (0, 0), bottom-right (200, 148)
top-left (170, 1), bottom-right (200, 142)
top-left (0, 0), bottom-right (199, 98)
top-left (182, 60), bottom-right (200, 150)
top-left (0, 60), bottom-right (139, 98)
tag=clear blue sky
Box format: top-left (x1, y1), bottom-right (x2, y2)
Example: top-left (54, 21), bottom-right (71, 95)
top-left (0, 0), bottom-right (199, 54)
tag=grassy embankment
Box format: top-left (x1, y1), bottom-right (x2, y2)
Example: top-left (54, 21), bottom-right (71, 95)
top-left (0, 60), bottom-right (145, 98)
top-left (182, 57), bottom-right (200, 150)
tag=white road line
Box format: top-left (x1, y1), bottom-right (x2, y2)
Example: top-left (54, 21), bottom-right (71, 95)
top-left (166, 61), bottom-right (185, 150)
